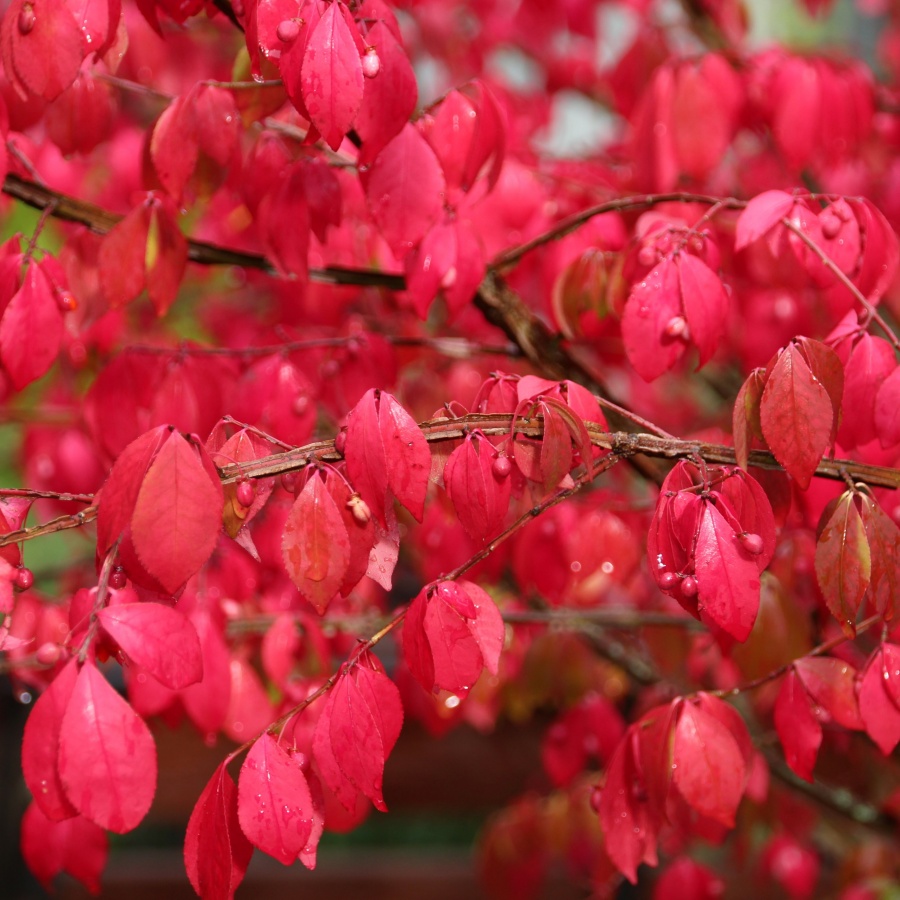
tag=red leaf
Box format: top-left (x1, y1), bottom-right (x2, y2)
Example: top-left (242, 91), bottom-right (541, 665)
top-left (98, 602), bottom-right (202, 690)
top-left (258, 162), bottom-right (311, 280)
top-left (301, 1), bottom-right (364, 150)
top-left (58, 661), bottom-right (157, 833)
top-left (402, 587), bottom-right (435, 693)
top-left (858, 650), bottom-right (900, 755)
top-left (364, 123), bottom-right (445, 257)
top-left (150, 95), bottom-right (198, 203)
top-left (145, 196), bottom-right (188, 316)
top-left (851, 197), bottom-right (899, 305)
top-left (538, 401), bottom-right (574, 492)
top-left (21, 657), bottom-right (78, 821)
top-left (1, 0), bottom-right (83, 101)
top-left (794, 656), bottom-right (862, 729)
top-left (282, 472), bottom-right (350, 614)
top-left (0, 260), bottom-right (63, 390)
top-left (311, 686), bottom-right (362, 813)
top-left (815, 491), bottom-right (870, 634)
top-left (795, 337), bottom-right (844, 448)
top-left (316, 655), bottom-right (403, 811)
top-left (444, 433), bottom-right (511, 543)
top-left (837, 335), bottom-right (894, 449)
top-left (425, 582), bottom-right (485, 694)
top-left (96, 425), bottom-right (169, 555)
top-left (237, 733), bottom-right (314, 865)
top-left (21, 803), bottom-right (108, 895)
top-left (184, 762), bottom-right (254, 900)
top-left (673, 697), bottom-right (745, 826)
top-left (879, 643), bottom-right (900, 709)
top-left (365, 503), bottom-right (399, 589)
top-left (354, 20), bottom-right (417, 163)
top-left (677, 253), bottom-right (728, 369)
top-left (760, 342), bottom-right (835, 489)
top-left (598, 730), bottom-right (660, 883)
top-left (130, 431), bottom-right (224, 594)
top-left (459, 581), bottom-right (504, 675)
top-left (875, 364), bottom-right (900, 448)
top-left (621, 257), bottom-right (686, 381)
top-left (774, 668), bottom-right (821, 782)
top-left (182, 608), bottom-right (231, 737)
top-left (344, 389), bottom-right (431, 525)
top-left (693, 500), bottom-right (761, 641)
top-left (859, 494), bottom-right (900, 620)
top-left (735, 190), bottom-right (795, 250)
top-left (98, 199), bottom-right (151, 307)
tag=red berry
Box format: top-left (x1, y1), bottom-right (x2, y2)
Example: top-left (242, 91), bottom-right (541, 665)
top-left (56, 291), bottom-right (78, 312)
top-left (18, 3), bottom-right (35, 34)
top-left (281, 471), bottom-right (298, 494)
top-left (820, 212), bottom-right (842, 239)
top-left (236, 480), bottom-right (255, 508)
top-left (276, 18), bottom-right (300, 42)
top-left (739, 532), bottom-right (765, 555)
top-left (492, 455), bottom-right (512, 479)
top-left (681, 576), bottom-right (698, 598)
top-left (15, 567), bottom-right (34, 591)
top-left (109, 567), bottom-right (127, 590)
top-left (658, 571), bottom-right (678, 591)
top-left (589, 785), bottom-right (603, 814)
top-left (362, 48), bottom-right (381, 78)
top-left (637, 244), bottom-right (657, 267)
top-left (334, 429), bottom-right (347, 455)
top-left (36, 642), bottom-right (61, 665)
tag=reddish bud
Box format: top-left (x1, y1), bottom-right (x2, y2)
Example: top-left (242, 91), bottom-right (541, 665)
top-left (281, 471), bottom-right (298, 494)
top-left (346, 492), bottom-right (371, 524)
top-left (276, 18), bottom-right (300, 43)
top-left (15, 567), bottom-right (34, 591)
top-left (658, 571), bottom-right (678, 591)
top-left (18, 3), bottom-right (36, 34)
top-left (664, 316), bottom-right (689, 340)
top-left (590, 785), bottom-right (603, 813)
top-left (820, 212), bottom-right (841, 239)
top-left (362, 47), bottom-right (381, 79)
top-left (492, 455), bottom-right (512, 479)
top-left (36, 642), bottom-right (61, 665)
top-left (109, 567), bottom-right (127, 590)
top-left (739, 532), bottom-right (765, 555)
top-left (235, 480), bottom-right (255, 508)
top-left (637, 245), bottom-right (657, 267)
top-left (681, 576), bottom-right (698, 598)
top-left (334, 429), bottom-right (347, 455)
top-left (292, 394), bottom-right (309, 416)
top-left (56, 291), bottom-right (77, 313)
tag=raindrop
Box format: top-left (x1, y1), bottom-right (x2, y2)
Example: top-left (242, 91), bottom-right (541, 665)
top-left (17, 691), bottom-right (32, 704)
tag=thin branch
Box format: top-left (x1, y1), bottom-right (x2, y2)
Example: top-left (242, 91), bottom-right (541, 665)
top-left (782, 217), bottom-right (900, 353)
top-left (490, 193), bottom-right (745, 271)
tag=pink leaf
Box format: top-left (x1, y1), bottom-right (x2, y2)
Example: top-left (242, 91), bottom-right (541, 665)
top-left (444, 433), bottom-right (511, 543)
top-left (0, 261), bottom-right (63, 390)
top-left (363, 124), bottom-right (445, 257)
top-left (402, 587), bottom-right (435, 693)
top-left (21, 658), bottom-right (79, 821)
top-left (130, 430), bottom-right (224, 594)
top-left (774, 668), bottom-right (821, 782)
top-left (301, 0), bottom-right (364, 150)
top-left (794, 656), bottom-right (862, 730)
top-left (621, 257), bottom-right (686, 381)
top-left (182, 608), bottom-right (231, 737)
top-left (98, 602), bottom-right (202, 690)
top-left (735, 190), bottom-right (795, 250)
top-left (312, 686), bottom-right (363, 813)
top-left (58, 661), bottom-right (157, 833)
top-left (459, 580), bottom-right (504, 675)
top-left (282, 473), bottom-right (350, 614)
top-left (150, 95), bottom-right (198, 203)
top-left (238, 733), bottom-right (314, 865)
top-left (1, 0), bottom-right (83, 101)
top-left (858, 651), bottom-right (900, 755)
top-left (425, 582), bottom-right (485, 694)
top-left (673, 697), bottom-right (745, 826)
top-left (760, 342), bottom-right (835, 490)
top-left (875, 364), bottom-right (900, 448)
top-left (693, 500), bottom-right (761, 642)
top-left (184, 762), bottom-right (254, 900)
top-left (21, 803), bottom-right (108, 895)
top-left (354, 20), bottom-right (417, 163)
top-left (677, 253), bottom-right (728, 369)
top-left (96, 424), bottom-right (169, 555)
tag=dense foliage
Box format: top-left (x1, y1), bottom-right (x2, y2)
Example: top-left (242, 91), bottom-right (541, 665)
top-left (3, 0), bottom-right (900, 896)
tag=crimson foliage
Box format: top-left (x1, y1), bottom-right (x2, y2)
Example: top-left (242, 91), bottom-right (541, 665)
top-left (4, 0), bottom-right (900, 898)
